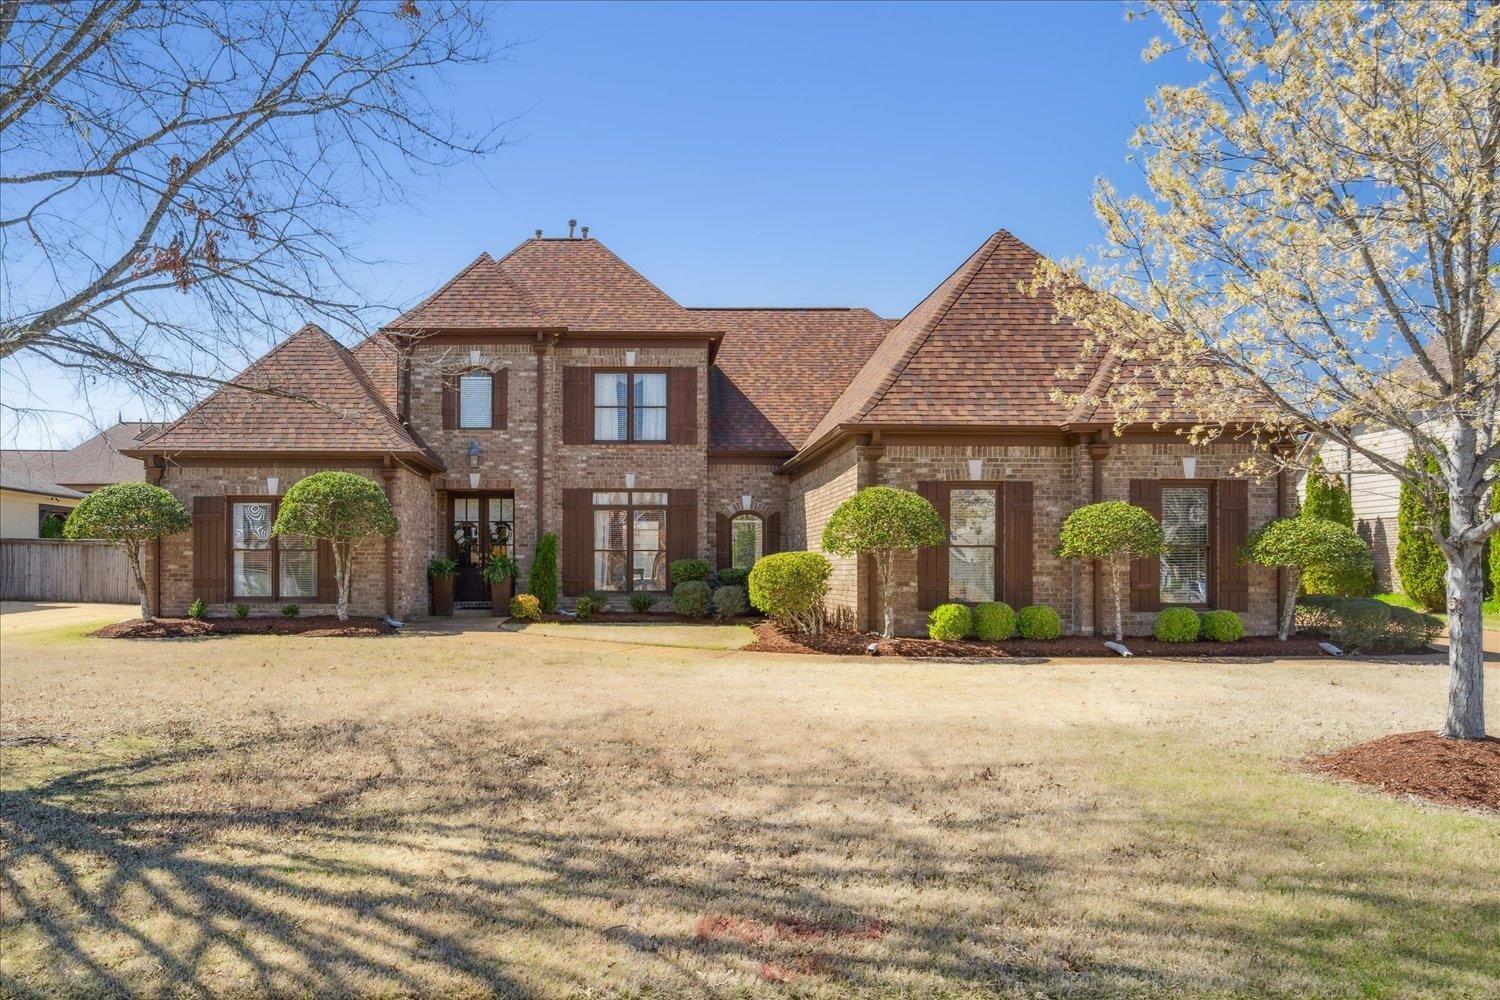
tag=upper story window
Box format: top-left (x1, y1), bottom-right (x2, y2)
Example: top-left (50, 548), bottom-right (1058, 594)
top-left (594, 372), bottom-right (667, 442)
top-left (458, 372), bottom-right (492, 429)
top-left (1160, 485), bottom-right (1210, 605)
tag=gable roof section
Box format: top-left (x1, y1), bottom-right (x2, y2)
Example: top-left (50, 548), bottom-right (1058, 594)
top-left (386, 237), bottom-right (711, 335)
top-left (0, 468), bottom-right (85, 499)
top-left (0, 421), bottom-right (155, 489)
top-left (696, 308), bottom-right (893, 453)
top-left (803, 231), bottom-right (1102, 452)
top-left (131, 324), bottom-right (441, 468)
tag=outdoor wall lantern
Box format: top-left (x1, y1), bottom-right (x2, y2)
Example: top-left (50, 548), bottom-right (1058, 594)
top-left (468, 441), bottom-right (482, 489)
top-left (967, 458), bottom-right (985, 481)
top-left (625, 472), bottom-right (637, 489)
top-left (625, 350), bottom-right (637, 366)
top-left (1182, 456), bottom-right (1198, 479)
top-left (741, 494), bottom-right (753, 510)
top-left (266, 475), bottom-right (279, 494)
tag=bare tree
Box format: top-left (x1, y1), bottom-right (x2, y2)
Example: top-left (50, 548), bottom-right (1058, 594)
top-left (0, 0), bottom-right (509, 423)
top-left (1036, 2), bottom-right (1499, 738)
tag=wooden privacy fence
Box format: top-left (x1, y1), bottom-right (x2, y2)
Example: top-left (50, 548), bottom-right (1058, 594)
top-left (0, 539), bottom-right (136, 603)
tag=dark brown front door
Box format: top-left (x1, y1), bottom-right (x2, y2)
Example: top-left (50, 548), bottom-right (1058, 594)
top-left (449, 494), bottom-right (515, 605)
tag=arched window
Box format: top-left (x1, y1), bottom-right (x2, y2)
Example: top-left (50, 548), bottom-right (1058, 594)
top-left (730, 512), bottom-right (763, 569)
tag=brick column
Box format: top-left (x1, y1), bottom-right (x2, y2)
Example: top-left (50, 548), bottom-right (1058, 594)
top-left (856, 443), bottom-right (884, 633)
top-left (1088, 439), bottom-right (1111, 636)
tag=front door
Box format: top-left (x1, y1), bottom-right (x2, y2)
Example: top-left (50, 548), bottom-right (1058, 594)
top-left (449, 494), bottom-right (515, 606)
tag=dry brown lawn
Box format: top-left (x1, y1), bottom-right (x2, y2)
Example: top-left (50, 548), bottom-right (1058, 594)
top-left (2, 602), bottom-right (1497, 998)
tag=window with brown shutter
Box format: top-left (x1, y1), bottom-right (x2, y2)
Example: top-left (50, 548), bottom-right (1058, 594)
top-left (440, 372), bottom-right (458, 430)
top-left (192, 495), bottom-right (226, 603)
top-left (667, 489), bottom-right (698, 565)
top-left (763, 511), bottom-right (781, 555)
top-left (915, 481), bottom-right (950, 611)
top-left (715, 512), bottom-right (732, 569)
top-left (668, 367), bottom-right (697, 444)
top-left (561, 488), bottom-right (591, 595)
top-left (492, 368), bottom-right (508, 430)
top-left (1216, 479), bottom-right (1250, 611)
top-left (1129, 479), bottom-right (1163, 612)
top-left (1001, 481), bottom-right (1034, 608)
top-left (562, 367), bottom-right (592, 444)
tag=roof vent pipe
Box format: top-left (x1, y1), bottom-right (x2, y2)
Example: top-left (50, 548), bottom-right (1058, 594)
top-left (568, 219), bottom-right (577, 238)
top-left (534, 229), bottom-right (542, 239)
top-left (581, 226), bottom-right (589, 239)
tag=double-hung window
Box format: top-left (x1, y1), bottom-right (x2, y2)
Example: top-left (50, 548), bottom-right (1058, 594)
top-left (458, 372), bottom-right (492, 429)
top-left (948, 488), bottom-right (997, 602)
top-left (1160, 485), bottom-right (1210, 605)
top-left (591, 491), bottom-right (668, 592)
top-left (594, 372), bottom-right (667, 442)
top-left (231, 499), bottom-right (316, 600)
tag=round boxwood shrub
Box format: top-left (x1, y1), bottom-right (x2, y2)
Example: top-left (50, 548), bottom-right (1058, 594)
top-left (1155, 607), bottom-right (1201, 643)
top-left (748, 551), bottom-right (831, 634)
top-left (628, 592), bottom-right (658, 613)
top-left (509, 593), bottom-right (542, 621)
top-left (715, 566), bottom-right (750, 589)
top-left (1200, 609), bottom-right (1245, 643)
top-left (673, 580), bottom-right (713, 619)
top-left (669, 558), bottom-right (712, 586)
top-left (712, 584), bottom-right (747, 619)
top-left (972, 601), bottom-right (1016, 641)
top-left (1017, 604), bottom-right (1061, 640)
top-left (928, 603), bottom-right (972, 641)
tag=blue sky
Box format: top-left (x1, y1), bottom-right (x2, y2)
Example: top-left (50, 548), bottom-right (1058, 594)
top-left (6, 1), bottom-right (1190, 447)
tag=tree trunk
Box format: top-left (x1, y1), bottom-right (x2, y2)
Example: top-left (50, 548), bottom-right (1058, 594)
top-left (1279, 568), bottom-right (1300, 641)
top-left (1109, 558), bottom-right (1125, 642)
top-left (1437, 420), bottom-right (1491, 739)
top-left (334, 543), bottom-right (350, 622)
top-left (127, 540), bottom-right (151, 621)
top-left (878, 550), bottom-right (894, 638)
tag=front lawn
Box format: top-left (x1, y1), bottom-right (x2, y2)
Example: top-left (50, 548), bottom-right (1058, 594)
top-left (1, 602), bottom-right (1496, 998)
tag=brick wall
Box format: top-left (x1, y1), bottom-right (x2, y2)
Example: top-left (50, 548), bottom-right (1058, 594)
top-left (786, 445), bottom-right (863, 628)
top-left (706, 459), bottom-right (788, 561)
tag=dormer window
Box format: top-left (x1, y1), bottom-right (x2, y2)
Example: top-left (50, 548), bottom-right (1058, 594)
top-left (594, 372), bottom-right (667, 442)
top-left (458, 372), bottom-right (493, 429)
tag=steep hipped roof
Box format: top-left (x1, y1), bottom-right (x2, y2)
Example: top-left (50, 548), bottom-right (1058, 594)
top-left (0, 421), bottom-right (154, 489)
top-left (0, 468), bottom-right (85, 499)
top-left (130, 324), bottom-right (441, 467)
top-left (697, 308), bottom-right (893, 452)
top-left (350, 332), bottom-right (400, 412)
top-left (804, 231), bottom-right (1100, 451)
top-left (386, 237), bottom-right (711, 335)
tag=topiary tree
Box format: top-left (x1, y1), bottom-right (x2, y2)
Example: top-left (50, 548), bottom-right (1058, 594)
top-left (1395, 450), bottom-right (1448, 612)
top-left (1243, 518), bottom-right (1371, 641)
top-left (529, 532), bottom-right (559, 612)
top-left (821, 486), bottom-right (947, 638)
top-left (1301, 454), bottom-right (1376, 596)
top-left (272, 472), bottom-right (397, 622)
top-left (1055, 501), bottom-right (1166, 642)
top-left (63, 482), bottom-right (190, 621)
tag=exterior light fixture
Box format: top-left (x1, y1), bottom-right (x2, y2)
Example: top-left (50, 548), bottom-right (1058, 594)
top-left (625, 472), bottom-right (636, 489)
top-left (1182, 456), bottom-right (1198, 479)
top-left (625, 350), bottom-right (637, 366)
top-left (467, 441), bottom-right (481, 468)
top-left (469, 349), bottom-right (482, 366)
top-left (967, 458), bottom-right (985, 481)
top-left (266, 475), bottom-right (279, 494)
top-left (741, 494), bottom-right (753, 510)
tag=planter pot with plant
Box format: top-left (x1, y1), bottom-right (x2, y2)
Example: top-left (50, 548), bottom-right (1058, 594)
top-left (482, 554), bottom-right (519, 616)
top-left (428, 557), bottom-right (457, 616)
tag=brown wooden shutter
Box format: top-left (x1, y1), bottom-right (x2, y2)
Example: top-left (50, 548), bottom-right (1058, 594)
top-left (440, 372), bottom-right (457, 430)
top-left (764, 511), bottom-right (781, 555)
top-left (316, 539), bottom-right (336, 604)
top-left (192, 495), bottom-right (227, 603)
top-left (562, 367), bottom-right (592, 444)
top-left (1002, 481), bottom-right (1034, 608)
top-left (561, 489), bottom-right (591, 595)
top-left (668, 367), bottom-right (697, 444)
top-left (491, 368), bottom-right (508, 430)
top-left (1216, 479), bottom-right (1250, 611)
top-left (1129, 479), bottom-right (1163, 612)
top-left (715, 512), bottom-right (732, 569)
top-left (666, 489), bottom-right (698, 565)
top-left (915, 481), bottom-right (949, 611)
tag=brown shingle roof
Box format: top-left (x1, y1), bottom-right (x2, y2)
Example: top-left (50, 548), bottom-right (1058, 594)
top-left (696, 308), bottom-right (893, 453)
top-left (0, 422), bottom-right (155, 490)
top-left (130, 324), bottom-right (441, 468)
top-left (350, 332), bottom-right (400, 411)
top-left (386, 237), bottom-right (711, 335)
top-left (0, 468), bottom-right (85, 499)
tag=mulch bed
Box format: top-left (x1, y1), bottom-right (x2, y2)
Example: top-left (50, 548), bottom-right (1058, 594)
top-left (745, 621), bottom-right (1338, 659)
top-left (526, 612), bottom-right (758, 625)
top-left (90, 616), bottom-right (393, 639)
top-left (1308, 731), bottom-right (1500, 810)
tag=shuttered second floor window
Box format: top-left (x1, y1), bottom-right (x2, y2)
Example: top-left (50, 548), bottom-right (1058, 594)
top-left (593, 372), bottom-right (667, 442)
top-left (458, 372), bottom-right (492, 429)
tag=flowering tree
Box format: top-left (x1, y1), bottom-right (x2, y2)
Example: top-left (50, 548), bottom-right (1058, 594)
top-left (272, 472), bottom-right (396, 622)
top-left (1243, 519), bottom-right (1372, 642)
top-left (1036, 3), bottom-right (1500, 739)
top-left (1055, 501), bottom-right (1165, 642)
top-left (63, 482), bottom-right (190, 621)
top-left (822, 486), bottom-right (947, 638)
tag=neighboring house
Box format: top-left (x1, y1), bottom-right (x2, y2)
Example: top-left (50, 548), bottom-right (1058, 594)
top-left (0, 469), bottom-right (83, 538)
top-left (126, 229), bottom-right (1287, 634)
top-left (0, 421), bottom-right (156, 492)
top-left (1311, 432), bottom-right (1408, 592)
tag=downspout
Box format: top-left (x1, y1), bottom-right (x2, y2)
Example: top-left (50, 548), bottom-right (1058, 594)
top-left (858, 435), bottom-right (884, 633)
top-left (381, 458), bottom-right (396, 617)
top-left (533, 338), bottom-right (549, 546)
top-left (1089, 435), bottom-right (1111, 637)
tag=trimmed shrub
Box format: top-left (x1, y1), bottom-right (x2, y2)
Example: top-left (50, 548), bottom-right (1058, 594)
top-left (1017, 605), bottom-right (1061, 640)
top-left (273, 472), bottom-right (398, 621)
top-left (928, 603), bottom-right (972, 641)
top-left (1395, 450), bottom-right (1447, 611)
top-left (187, 598), bottom-right (207, 620)
top-left (62, 481), bottom-right (190, 621)
top-left (281, 603), bottom-right (300, 619)
top-left (822, 486), bottom-right (947, 638)
top-left (1296, 595), bottom-right (1441, 652)
top-left (972, 601), bottom-right (1016, 641)
top-left (713, 585), bottom-right (747, 619)
top-left (716, 566), bottom-right (750, 589)
top-left (234, 602), bottom-right (250, 620)
top-left (669, 558), bottom-right (712, 585)
top-left (528, 533), bottom-right (559, 612)
top-left (573, 594), bottom-right (602, 621)
top-left (1301, 455), bottom-right (1375, 596)
top-left (1200, 609), bottom-right (1245, 643)
top-left (1154, 607), bottom-right (1201, 643)
top-left (748, 551), bottom-right (831, 635)
top-left (628, 592), bottom-right (658, 613)
top-left (509, 593), bottom-right (542, 621)
top-left (1055, 501), bottom-right (1165, 642)
top-left (1243, 517), bottom-right (1372, 639)
top-left (674, 580), bottom-right (713, 619)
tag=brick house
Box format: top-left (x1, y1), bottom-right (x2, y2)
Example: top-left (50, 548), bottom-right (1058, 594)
top-left (127, 229), bottom-right (1288, 635)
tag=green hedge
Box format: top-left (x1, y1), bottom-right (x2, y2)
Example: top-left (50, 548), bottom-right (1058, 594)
top-left (1296, 595), bottom-right (1441, 652)
top-left (748, 552), bottom-right (830, 634)
top-left (1017, 605), bottom-right (1061, 640)
top-left (1199, 610), bottom-right (1245, 642)
top-left (972, 602), bottom-right (1016, 641)
top-left (674, 580), bottom-right (713, 619)
top-left (1155, 607), bottom-right (1201, 643)
top-left (928, 603), bottom-right (972, 641)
